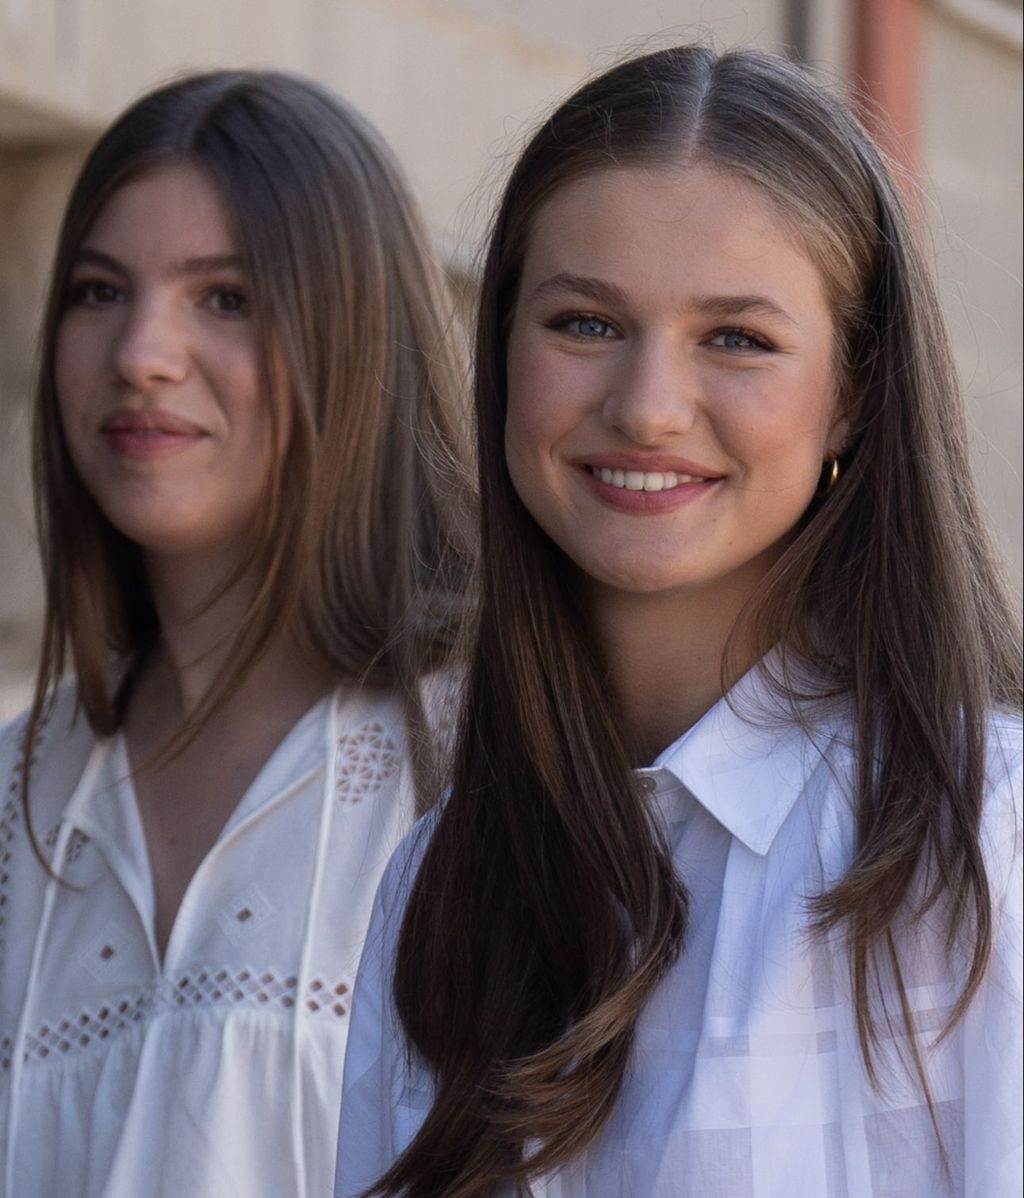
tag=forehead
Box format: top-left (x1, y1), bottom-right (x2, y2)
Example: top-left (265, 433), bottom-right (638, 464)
top-left (518, 163), bottom-right (830, 320)
top-left (83, 162), bottom-right (238, 258)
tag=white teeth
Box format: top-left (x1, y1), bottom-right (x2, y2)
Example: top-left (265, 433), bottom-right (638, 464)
top-left (592, 467), bottom-right (704, 491)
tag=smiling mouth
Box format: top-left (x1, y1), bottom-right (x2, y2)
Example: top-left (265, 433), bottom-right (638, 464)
top-left (588, 466), bottom-right (709, 492)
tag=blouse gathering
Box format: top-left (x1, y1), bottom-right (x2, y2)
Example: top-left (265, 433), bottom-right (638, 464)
top-left (334, 669), bottom-right (1023, 1198)
top-left (0, 680), bottom-right (424, 1198)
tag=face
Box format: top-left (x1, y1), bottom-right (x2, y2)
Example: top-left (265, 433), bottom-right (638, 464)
top-left (505, 163), bottom-right (845, 604)
top-left (56, 163), bottom-right (284, 561)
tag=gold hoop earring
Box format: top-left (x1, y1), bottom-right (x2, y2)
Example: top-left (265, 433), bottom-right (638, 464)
top-left (817, 454), bottom-right (840, 498)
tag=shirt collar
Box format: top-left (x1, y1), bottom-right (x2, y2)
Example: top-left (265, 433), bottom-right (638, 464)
top-left (648, 662), bottom-right (837, 856)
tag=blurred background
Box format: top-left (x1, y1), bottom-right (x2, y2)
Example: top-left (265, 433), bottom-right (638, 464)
top-left (1, 0), bottom-right (1021, 718)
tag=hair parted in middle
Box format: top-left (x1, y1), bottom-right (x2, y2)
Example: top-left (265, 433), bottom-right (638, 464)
top-left (381, 44), bottom-right (1022, 1197)
top-left (28, 70), bottom-right (475, 808)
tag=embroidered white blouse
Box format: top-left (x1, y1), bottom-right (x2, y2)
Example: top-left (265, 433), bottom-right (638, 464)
top-left (0, 681), bottom-right (426, 1198)
top-left (335, 675), bottom-right (1023, 1198)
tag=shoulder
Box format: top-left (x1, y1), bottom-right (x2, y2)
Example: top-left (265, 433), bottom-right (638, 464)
top-left (980, 709), bottom-right (1023, 900)
top-left (0, 680), bottom-right (80, 763)
top-left (375, 804), bottom-right (443, 924)
top-left (334, 675), bottom-right (459, 745)
top-left (0, 680), bottom-right (97, 828)
top-left (983, 708), bottom-right (1022, 783)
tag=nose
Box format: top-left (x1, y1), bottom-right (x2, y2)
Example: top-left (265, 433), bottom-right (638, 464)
top-left (601, 335), bottom-right (699, 446)
top-left (113, 296), bottom-right (189, 390)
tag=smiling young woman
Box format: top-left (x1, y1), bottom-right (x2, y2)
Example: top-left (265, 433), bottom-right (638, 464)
top-left (0, 72), bottom-right (472, 1198)
top-left (334, 45), bottom-right (1022, 1198)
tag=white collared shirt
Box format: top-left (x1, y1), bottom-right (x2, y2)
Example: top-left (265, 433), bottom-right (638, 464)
top-left (0, 681), bottom-right (424, 1198)
top-left (335, 674), bottom-right (1022, 1198)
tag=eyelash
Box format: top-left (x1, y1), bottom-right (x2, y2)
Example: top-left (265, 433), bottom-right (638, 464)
top-left (545, 312), bottom-right (775, 353)
top-left (204, 286), bottom-right (249, 315)
top-left (707, 327), bottom-right (775, 352)
top-left (545, 312), bottom-right (620, 339)
top-left (67, 279), bottom-right (123, 307)
top-left (64, 280), bottom-right (250, 317)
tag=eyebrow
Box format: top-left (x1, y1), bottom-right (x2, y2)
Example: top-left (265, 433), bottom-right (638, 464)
top-left (71, 247), bottom-right (246, 276)
top-left (529, 273), bottom-right (631, 309)
top-left (528, 272), bottom-right (799, 329)
top-left (689, 293), bottom-right (799, 329)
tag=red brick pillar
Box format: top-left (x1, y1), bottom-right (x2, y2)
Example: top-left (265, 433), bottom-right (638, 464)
top-left (852, 0), bottom-right (924, 175)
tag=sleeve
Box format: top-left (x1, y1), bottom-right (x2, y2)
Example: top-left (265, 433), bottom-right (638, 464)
top-left (333, 817), bottom-right (436, 1198)
top-left (961, 717), bottom-right (1023, 1198)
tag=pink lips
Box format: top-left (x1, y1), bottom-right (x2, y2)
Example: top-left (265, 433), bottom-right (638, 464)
top-left (100, 408), bottom-right (207, 459)
top-left (575, 453), bottom-right (723, 515)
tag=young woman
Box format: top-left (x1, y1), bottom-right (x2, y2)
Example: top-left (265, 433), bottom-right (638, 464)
top-left (0, 71), bottom-right (471, 1198)
top-left (335, 45), bottom-right (1022, 1198)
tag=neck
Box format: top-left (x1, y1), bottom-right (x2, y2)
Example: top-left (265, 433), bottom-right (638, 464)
top-left (590, 571), bottom-right (766, 767)
top-left (144, 547), bottom-right (252, 717)
top-left (141, 546), bottom-right (331, 725)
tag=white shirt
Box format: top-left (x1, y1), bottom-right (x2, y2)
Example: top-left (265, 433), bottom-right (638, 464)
top-left (0, 680), bottom-right (427, 1198)
top-left (335, 673), bottom-right (1023, 1198)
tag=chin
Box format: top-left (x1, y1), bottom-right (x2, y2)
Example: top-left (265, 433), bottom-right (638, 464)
top-left (584, 557), bottom-right (702, 597)
top-left (100, 509), bottom-right (239, 559)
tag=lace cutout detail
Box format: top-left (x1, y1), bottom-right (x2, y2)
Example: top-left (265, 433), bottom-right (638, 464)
top-left (24, 989), bottom-right (153, 1061)
top-left (7, 968), bottom-right (351, 1071)
top-left (335, 721), bottom-right (400, 803)
top-left (0, 795), bottom-right (18, 968)
top-left (217, 884), bottom-right (277, 945)
top-left (44, 821), bottom-right (91, 866)
top-left (0, 708), bottom-right (52, 969)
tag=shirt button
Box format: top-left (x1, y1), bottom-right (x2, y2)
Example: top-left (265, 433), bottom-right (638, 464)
top-left (639, 775), bottom-right (657, 796)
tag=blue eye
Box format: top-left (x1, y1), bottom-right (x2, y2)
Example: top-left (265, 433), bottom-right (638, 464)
top-left (707, 328), bottom-right (772, 351)
top-left (548, 313), bottom-right (618, 339)
top-left (574, 316), bottom-right (613, 338)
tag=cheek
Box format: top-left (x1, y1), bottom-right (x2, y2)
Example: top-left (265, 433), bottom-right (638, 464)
top-left (505, 338), bottom-right (584, 468)
top-left (54, 323), bottom-right (89, 422)
top-left (53, 323), bottom-right (100, 471)
top-left (215, 349), bottom-right (272, 450)
top-left (717, 372), bottom-right (835, 469)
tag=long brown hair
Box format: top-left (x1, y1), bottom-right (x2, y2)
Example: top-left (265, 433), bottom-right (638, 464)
top-left (381, 45), bottom-right (1022, 1196)
top-left (24, 70), bottom-right (474, 820)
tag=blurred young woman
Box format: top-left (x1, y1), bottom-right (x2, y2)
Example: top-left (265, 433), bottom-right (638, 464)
top-left (335, 45), bottom-right (1022, 1198)
top-left (0, 70), bottom-right (471, 1198)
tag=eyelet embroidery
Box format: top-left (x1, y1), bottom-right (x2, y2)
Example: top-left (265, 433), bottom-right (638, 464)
top-left (217, 884), bottom-right (276, 945)
top-left (1, 708), bottom-right (53, 971)
top-left (43, 822), bottom-right (91, 866)
top-left (1, 701), bottom-right (359, 1078)
top-left (3, 968), bottom-right (352, 1071)
top-left (76, 921), bottom-right (133, 983)
top-left (335, 721), bottom-right (400, 803)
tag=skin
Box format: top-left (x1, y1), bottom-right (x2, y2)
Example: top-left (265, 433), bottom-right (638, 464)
top-left (56, 164), bottom-right (333, 959)
top-left (506, 163), bottom-right (846, 761)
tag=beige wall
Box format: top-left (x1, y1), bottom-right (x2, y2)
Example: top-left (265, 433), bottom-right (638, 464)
top-left (924, 3), bottom-right (1023, 591)
top-left (1, 0), bottom-right (1020, 716)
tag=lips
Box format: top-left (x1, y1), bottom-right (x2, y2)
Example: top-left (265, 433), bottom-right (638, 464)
top-left (579, 452), bottom-right (723, 479)
top-left (100, 408), bottom-right (207, 459)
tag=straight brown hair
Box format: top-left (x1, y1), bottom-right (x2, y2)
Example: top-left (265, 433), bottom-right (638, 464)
top-left (379, 45), bottom-right (1022, 1196)
top-left (23, 70), bottom-right (474, 827)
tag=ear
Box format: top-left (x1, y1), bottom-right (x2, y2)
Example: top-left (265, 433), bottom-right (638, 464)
top-left (826, 383), bottom-right (861, 458)
top-left (826, 415), bottom-right (851, 459)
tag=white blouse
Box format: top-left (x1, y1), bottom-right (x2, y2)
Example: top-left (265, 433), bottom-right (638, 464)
top-left (335, 673), bottom-right (1023, 1198)
top-left (0, 680), bottom-right (428, 1198)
